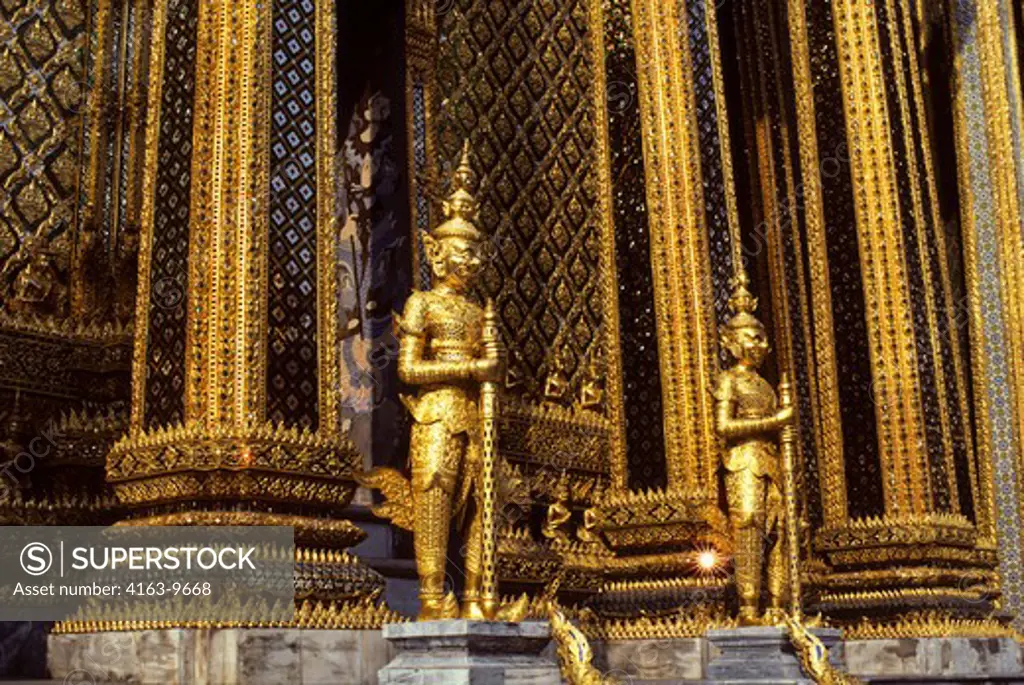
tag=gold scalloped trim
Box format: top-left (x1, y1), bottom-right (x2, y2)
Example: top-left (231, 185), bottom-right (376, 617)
top-left (582, 609), bottom-right (737, 640)
top-left (842, 611), bottom-right (1023, 642)
top-left (0, 311), bottom-right (131, 341)
top-left (51, 597), bottom-right (405, 634)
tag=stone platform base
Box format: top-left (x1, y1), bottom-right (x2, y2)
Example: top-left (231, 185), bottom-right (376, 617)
top-left (379, 619), bottom-right (560, 684)
top-left (844, 637), bottom-right (1024, 681)
top-left (595, 627), bottom-right (838, 683)
top-left (597, 632), bottom-right (1024, 683)
top-left (705, 626), bottom-right (842, 683)
top-left (596, 636), bottom-right (708, 681)
top-left (47, 627), bottom-right (1024, 683)
top-left (48, 628), bottom-right (393, 685)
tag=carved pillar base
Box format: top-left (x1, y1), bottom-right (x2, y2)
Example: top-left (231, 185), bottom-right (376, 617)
top-left (111, 510), bottom-right (384, 606)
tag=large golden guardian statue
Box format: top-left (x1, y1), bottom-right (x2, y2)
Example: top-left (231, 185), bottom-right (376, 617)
top-left (359, 144), bottom-right (510, 621)
top-left (714, 273), bottom-right (795, 626)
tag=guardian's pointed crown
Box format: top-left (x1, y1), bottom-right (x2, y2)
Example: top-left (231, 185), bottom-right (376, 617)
top-left (433, 141), bottom-right (483, 241)
top-left (725, 270), bottom-right (764, 331)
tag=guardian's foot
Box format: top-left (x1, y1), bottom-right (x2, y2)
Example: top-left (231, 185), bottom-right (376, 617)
top-left (460, 598), bottom-right (488, 621)
top-left (738, 605), bottom-right (765, 626)
top-left (418, 591), bottom-right (459, 621)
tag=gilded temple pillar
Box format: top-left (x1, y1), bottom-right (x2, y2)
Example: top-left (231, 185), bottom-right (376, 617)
top-left (627, 0), bottom-right (741, 496)
top-left (945, 0), bottom-right (1024, 623)
top-left (776, 0), bottom-right (999, 619)
top-left (104, 0), bottom-right (386, 620)
top-left (585, 0), bottom-right (743, 574)
top-left (405, 0), bottom-right (439, 287)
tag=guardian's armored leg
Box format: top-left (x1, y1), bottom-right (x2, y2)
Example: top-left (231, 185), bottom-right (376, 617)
top-left (726, 469), bottom-right (767, 625)
top-left (410, 423), bottom-right (463, 620)
top-left (461, 495), bottom-right (487, 619)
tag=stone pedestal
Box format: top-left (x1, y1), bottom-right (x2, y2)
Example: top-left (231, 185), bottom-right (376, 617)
top-left (704, 626), bottom-right (842, 684)
top-left (49, 628), bottom-right (393, 684)
top-left (378, 620), bottom-right (560, 684)
top-left (597, 636), bottom-right (707, 681)
top-left (844, 637), bottom-right (1024, 680)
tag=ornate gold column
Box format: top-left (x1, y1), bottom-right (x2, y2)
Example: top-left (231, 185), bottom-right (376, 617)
top-left (791, 0), bottom-right (998, 618)
top-left (724, 0), bottom-right (839, 548)
top-left (562, 0), bottom-right (741, 616)
top-left (584, 0), bottom-right (739, 575)
top-left (831, 0), bottom-right (933, 516)
top-left (629, 0), bottom-right (739, 495)
top-left (105, 0), bottom-right (380, 618)
top-left (946, 0), bottom-right (1024, 623)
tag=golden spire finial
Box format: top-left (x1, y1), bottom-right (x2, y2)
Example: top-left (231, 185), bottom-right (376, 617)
top-left (725, 268), bottom-right (762, 330)
top-left (728, 269), bottom-right (757, 314)
top-left (431, 141), bottom-right (482, 240)
top-left (441, 140), bottom-right (479, 222)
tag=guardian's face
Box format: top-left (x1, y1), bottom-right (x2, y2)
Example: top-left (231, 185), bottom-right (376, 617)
top-left (733, 325), bottom-right (769, 367)
top-left (440, 236), bottom-right (483, 291)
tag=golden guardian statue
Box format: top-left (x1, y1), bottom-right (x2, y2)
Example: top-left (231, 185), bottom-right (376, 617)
top-left (359, 143), bottom-right (510, 621)
top-left (714, 272), bottom-right (794, 625)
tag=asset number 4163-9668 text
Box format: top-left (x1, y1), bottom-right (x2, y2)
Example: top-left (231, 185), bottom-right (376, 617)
top-left (126, 582), bottom-right (212, 596)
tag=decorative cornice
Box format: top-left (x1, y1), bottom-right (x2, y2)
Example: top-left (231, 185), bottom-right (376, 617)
top-left (816, 514), bottom-right (979, 552)
top-left (51, 597), bottom-right (405, 634)
top-left (841, 611), bottom-right (1021, 641)
top-left (106, 421), bottom-right (361, 510)
top-left (598, 488), bottom-right (729, 552)
top-left (497, 526), bottom-right (563, 586)
top-left (582, 609), bottom-right (737, 640)
top-left (0, 312), bottom-right (131, 343)
top-left (116, 511), bottom-right (367, 549)
top-left (108, 421), bottom-right (361, 482)
top-left (49, 405), bottom-right (129, 467)
top-left (500, 397), bottom-right (612, 476)
top-left (0, 491), bottom-right (119, 526)
top-left (814, 587), bottom-right (997, 613)
top-left (601, 575), bottom-right (728, 595)
top-left (807, 566), bottom-right (999, 595)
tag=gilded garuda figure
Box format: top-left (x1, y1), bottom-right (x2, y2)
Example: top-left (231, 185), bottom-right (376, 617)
top-left (359, 144), bottom-right (521, 622)
top-left (714, 272), bottom-right (794, 625)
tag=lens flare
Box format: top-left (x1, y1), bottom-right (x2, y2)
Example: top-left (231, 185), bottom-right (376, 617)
top-left (697, 549), bottom-right (719, 571)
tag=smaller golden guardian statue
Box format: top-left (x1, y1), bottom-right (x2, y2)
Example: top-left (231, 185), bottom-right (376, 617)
top-left (714, 272), bottom-right (794, 625)
top-left (360, 143), bottom-right (524, 622)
